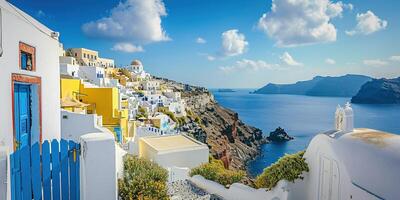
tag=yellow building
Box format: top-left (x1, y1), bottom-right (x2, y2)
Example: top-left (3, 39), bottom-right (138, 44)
top-left (60, 78), bottom-right (129, 142)
top-left (66, 48), bottom-right (114, 67)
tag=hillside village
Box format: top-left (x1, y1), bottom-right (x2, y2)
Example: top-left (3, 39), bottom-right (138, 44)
top-left (1, 1), bottom-right (400, 200)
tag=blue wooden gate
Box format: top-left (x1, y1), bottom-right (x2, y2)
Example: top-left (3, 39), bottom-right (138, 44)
top-left (10, 139), bottom-right (80, 200)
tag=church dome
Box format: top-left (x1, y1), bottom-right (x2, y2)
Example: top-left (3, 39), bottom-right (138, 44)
top-left (131, 59), bottom-right (142, 66)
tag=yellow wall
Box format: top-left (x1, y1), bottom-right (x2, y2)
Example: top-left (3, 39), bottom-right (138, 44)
top-left (60, 79), bottom-right (81, 99)
top-left (60, 78), bottom-right (129, 142)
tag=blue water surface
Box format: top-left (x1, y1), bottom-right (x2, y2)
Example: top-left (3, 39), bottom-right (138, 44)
top-left (211, 89), bottom-right (400, 177)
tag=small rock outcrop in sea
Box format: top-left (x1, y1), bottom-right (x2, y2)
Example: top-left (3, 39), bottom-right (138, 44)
top-left (267, 127), bottom-right (293, 142)
top-left (351, 77), bottom-right (400, 104)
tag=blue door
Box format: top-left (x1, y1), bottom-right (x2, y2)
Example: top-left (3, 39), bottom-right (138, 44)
top-left (14, 84), bottom-right (31, 150)
top-left (114, 127), bottom-right (122, 143)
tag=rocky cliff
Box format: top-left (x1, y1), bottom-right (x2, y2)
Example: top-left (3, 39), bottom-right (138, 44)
top-left (351, 77), bottom-right (400, 104)
top-left (156, 77), bottom-right (267, 171)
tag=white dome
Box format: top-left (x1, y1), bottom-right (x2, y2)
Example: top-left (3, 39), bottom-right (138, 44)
top-left (131, 59), bottom-right (142, 66)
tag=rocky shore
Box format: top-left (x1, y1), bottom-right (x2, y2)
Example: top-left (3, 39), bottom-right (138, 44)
top-left (157, 77), bottom-right (267, 171)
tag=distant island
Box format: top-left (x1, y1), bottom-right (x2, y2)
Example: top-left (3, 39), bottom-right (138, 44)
top-left (267, 127), bottom-right (293, 142)
top-left (218, 89), bottom-right (236, 93)
top-left (253, 74), bottom-right (371, 97)
top-left (351, 77), bottom-right (400, 104)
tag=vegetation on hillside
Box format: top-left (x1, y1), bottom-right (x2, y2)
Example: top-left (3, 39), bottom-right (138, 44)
top-left (255, 151), bottom-right (309, 190)
top-left (136, 106), bottom-right (148, 119)
top-left (190, 156), bottom-right (245, 186)
top-left (118, 155), bottom-right (169, 200)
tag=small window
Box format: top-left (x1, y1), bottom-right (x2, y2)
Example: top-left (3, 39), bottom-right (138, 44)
top-left (74, 53), bottom-right (77, 57)
top-left (19, 42), bottom-right (35, 71)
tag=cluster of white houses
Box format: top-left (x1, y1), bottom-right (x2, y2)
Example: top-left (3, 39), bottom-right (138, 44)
top-left (0, 1), bottom-right (399, 200)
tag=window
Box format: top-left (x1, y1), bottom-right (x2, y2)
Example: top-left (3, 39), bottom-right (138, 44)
top-left (74, 53), bottom-right (77, 57)
top-left (83, 53), bottom-right (86, 58)
top-left (19, 42), bottom-right (35, 71)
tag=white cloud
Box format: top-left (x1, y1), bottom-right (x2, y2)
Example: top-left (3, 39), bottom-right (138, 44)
top-left (220, 59), bottom-right (279, 72)
top-left (325, 58), bottom-right (336, 65)
top-left (82, 0), bottom-right (169, 43)
top-left (111, 43), bottom-right (144, 53)
top-left (346, 10), bottom-right (387, 36)
top-left (196, 37), bottom-right (207, 44)
top-left (363, 59), bottom-right (388, 67)
top-left (280, 52), bottom-right (303, 66)
top-left (257, 0), bottom-right (352, 47)
top-left (207, 55), bottom-right (216, 61)
top-left (389, 55), bottom-right (400, 62)
top-left (221, 29), bottom-right (248, 57)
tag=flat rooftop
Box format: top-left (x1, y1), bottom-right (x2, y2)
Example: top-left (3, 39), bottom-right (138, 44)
top-left (140, 135), bottom-right (206, 152)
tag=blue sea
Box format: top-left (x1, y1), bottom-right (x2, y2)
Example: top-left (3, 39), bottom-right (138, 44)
top-left (211, 89), bottom-right (400, 177)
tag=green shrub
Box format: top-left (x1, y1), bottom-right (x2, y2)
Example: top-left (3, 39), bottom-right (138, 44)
top-left (118, 155), bottom-right (169, 200)
top-left (255, 151), bottom-right (309, 190)
top-left (137, 106), bottom-right (148, 119)
top-left (158, 107), bottom-right (177, 122)
top-left (190, 157), bottom-right (245, 186)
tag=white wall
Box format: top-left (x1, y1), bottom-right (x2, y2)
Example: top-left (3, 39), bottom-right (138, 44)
top-left (80, 133), bottom-right (118, 200)
top-left (0, 146), bottom-right (9, 200)
top-left (60, 63), bottom-right (79, 77)
top-left (152, 148), bottom-right (209, 169)
top-left (61, 110), bottom-right (112, 142)
top-left (78, 66), bottom-right (105, 86)
top-left (190, 175), bottom-right (289, 200)
top-left (0, 1), bottom-right (61, 152)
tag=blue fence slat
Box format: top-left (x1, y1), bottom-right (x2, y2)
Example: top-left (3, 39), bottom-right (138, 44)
top-left (14, 149), bottom-right (22, 200)
top-left (51, 140), bottom-right (61, 200)
top-left (60, 139), bottom-right (69, 200)
top-left (10, 152), bottom-right (16, 200)
top-left (20, 146), bottom-right (32, 200)
top-left (76, 144), bottom-right (80, 200)
top-left (69, 141), bottom-right (77, 200)
top-left (10, 139), bottom-right (80, 200)
top-left (30, 143), bottom-right (42, 200)
top-left (42, 141), bottom-right (51, 200)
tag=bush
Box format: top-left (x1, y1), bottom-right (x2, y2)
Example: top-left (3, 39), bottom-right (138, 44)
top-left (137, 106), bottom-right (148, 119)
top-left (254, 151), bottom-right (309, 190)
top-left (190, 157), bottom-right (245, 186)
top-left (158, 107), bottom-right (177, 122)
top-left (118, 155), bottom-right (169, 200)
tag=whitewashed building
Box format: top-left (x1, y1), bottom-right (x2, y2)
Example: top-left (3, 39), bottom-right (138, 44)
top-left (0, 2), bottom-right (61, 199)
top-left (0, 0), bottom-right (61, 152)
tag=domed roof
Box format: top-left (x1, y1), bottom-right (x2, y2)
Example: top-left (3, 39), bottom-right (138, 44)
top-left (131, 59), bottom-right (142, 66)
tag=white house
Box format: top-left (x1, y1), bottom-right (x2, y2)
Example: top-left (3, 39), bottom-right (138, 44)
top-left (0, 0), bottom-right (61, 152)
top-left (0, 2), bottom-right (61, 199)
top-left (59, 56), bottom-right (80, 78)
top-left (141, 80), bottom-right (160, 91)
top-left (138, 134), bottom-right (209, 169)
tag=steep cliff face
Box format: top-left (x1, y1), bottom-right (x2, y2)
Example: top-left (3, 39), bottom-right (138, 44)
top-left (351, 77), bottom-right (400, 104)
top-left (157, 77), bottom-right (266, 170)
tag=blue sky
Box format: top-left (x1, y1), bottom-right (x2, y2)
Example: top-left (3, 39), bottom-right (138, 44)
top-left (10, 0), bottom-right (400, 88)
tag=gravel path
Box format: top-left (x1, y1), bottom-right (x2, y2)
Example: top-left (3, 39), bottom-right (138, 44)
top-left (168, 180), bottom-right (213, 200)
